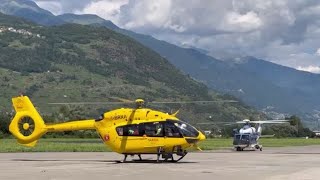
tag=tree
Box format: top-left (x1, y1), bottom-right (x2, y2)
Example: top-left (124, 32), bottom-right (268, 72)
top-left (288, 115), bottom-right (301, 126)
top-left (286, 115), bottom-right (315, 137)
top-left (0, 112), bottom-right (12, 137)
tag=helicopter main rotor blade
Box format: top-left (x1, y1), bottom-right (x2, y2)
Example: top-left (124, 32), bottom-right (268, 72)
top-left (260, 134), bottom-right (275, 137)
top-left (48, 102), bottom-right (134, 105)
top-left (196, 122), bottom-right (236, 125)
top-left (109, 97), bottom-right (134, 103)
top-left (148, 100), bottom-right (238, 104)
top-left (48, 100), bottom-right (237, 105)
top-left (236, 120), bottom-right (290, 124)
top-left (197, 119), bottom-right (290, 125)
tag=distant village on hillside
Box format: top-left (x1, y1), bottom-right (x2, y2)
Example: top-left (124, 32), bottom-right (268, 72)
top-left (0, 26), bottom-right (44, 38)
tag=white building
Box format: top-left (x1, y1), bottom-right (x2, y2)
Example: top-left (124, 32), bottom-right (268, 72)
top-left (313, 131), bottom-right (320, 137)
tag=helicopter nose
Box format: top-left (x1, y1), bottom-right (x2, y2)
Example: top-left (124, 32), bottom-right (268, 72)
top-left (198, 132), bottom-right (206, 141)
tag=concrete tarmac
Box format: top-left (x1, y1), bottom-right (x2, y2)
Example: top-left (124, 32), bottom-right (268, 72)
top-left (1, 146), bottom-right (320, 180)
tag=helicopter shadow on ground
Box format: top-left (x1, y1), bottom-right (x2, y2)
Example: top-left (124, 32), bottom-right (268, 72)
top-left (115, 159), bottom-right (198, 164)
top-left (271, 152), bottom-right (320, 155)
top-left (200, 148), bottom-right (257, 153)
top-left (11, 158), bottom-right (120, 164)
top-left (11, 158), bottom-right (198, 164)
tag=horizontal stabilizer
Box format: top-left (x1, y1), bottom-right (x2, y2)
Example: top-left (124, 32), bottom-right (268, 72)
top-left (17, 140), bottom-right (38, 147)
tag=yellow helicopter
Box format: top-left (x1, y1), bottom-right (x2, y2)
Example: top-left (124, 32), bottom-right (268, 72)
top-left (8, 95), bottom-right (214, 162)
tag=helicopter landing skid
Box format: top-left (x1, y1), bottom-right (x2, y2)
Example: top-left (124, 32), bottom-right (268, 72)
top-left (120, 153), bottom-right (187, 163)
top-left (174, 152), bottom-right (187, 162)
top-left (120, 146), bottom-right (188, 163)
top-left (156, 146), bottom-right (188, 163)
top-left (122, 154), bottom-right (143, 162)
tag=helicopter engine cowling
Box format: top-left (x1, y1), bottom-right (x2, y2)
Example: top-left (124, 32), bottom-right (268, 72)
top-left (239, 127), bottom-right (256, 134)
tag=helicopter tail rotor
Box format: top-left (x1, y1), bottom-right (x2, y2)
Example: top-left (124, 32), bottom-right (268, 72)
top-left (9, 96), bottom-right (47, 147)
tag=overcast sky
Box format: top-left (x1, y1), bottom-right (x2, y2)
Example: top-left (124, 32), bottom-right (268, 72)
top-left (33, 0), bottom-right (320, 73)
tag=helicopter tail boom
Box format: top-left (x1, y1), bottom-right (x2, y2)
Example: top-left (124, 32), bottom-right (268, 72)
top-left (45, 120), bottom-right (96, 132)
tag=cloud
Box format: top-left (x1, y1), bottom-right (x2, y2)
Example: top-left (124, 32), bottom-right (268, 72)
top-left (316, 48), bottom-right (320, 56)
top-left (34, 0), bottom-right (62, 15)
top-left (222, 11), bottom-right (262, 32)
top-left (34, 0), bottom-right (94, 15)
top-left (32, 0), bottom-right (320, 73)
top-left (121, 0), bottom-right (173, 30)
top-left (297, 66), bottom-right (320, 74)
top-left (73, 0), bottom-right (128, 24)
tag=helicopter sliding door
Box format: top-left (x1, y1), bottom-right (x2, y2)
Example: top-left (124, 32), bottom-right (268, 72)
top-left (115, 122), bottom-right (165, 153)
top-left (163, 120), bottom-right (185, 151)
top-left (116, 124), bottom-right (145, 153)
top-left (140, 122), bottom-right (165, 153)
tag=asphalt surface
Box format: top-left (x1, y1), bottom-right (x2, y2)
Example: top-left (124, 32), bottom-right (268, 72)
top-left (1, 146), bottom-right (320, 180)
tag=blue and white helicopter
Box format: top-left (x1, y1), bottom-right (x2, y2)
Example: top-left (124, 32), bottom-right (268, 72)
top-left (232, 119), bottom-right (289, 151)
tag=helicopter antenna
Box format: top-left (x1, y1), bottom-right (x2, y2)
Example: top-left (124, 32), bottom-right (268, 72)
top-left (171, 109), bottom-right (180, 117)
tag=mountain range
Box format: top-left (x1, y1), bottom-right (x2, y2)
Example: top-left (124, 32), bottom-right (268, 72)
top-left (1, 0), bottom-right (319, 128)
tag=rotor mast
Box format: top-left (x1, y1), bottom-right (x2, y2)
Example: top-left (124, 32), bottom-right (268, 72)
top-left (135, 99), bottom-right (145, 108)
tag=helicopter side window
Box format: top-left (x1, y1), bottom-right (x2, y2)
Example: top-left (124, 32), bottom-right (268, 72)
top-left (116, 127), bottom-right (123, 136)
top-left (167, 120), bottom-right (199, 137)
top-left (128, 125), bottom-right (139, 136)
top-left (116, 124), bottom-right (140, 136)
top-left (164, 121), bottom-right (182, 138)
top-left (142, 122), bottom-right (164, 137)
top-left (235, 134), bottom-right (241, 140)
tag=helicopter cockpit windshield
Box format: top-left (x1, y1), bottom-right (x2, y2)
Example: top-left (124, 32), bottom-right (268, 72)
top-left (168, 120), bottom-right (199, 138)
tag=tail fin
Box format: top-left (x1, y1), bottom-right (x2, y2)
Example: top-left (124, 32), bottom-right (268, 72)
top-left (9, 96), bottom-right (47, 147)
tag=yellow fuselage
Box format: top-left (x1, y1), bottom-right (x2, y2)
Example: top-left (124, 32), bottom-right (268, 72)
top-left (95, 108), bottom-right (198, 154)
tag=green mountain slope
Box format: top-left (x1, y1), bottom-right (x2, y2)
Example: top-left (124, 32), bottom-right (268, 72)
top-left (0, 13), bottom-right (263, 126)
